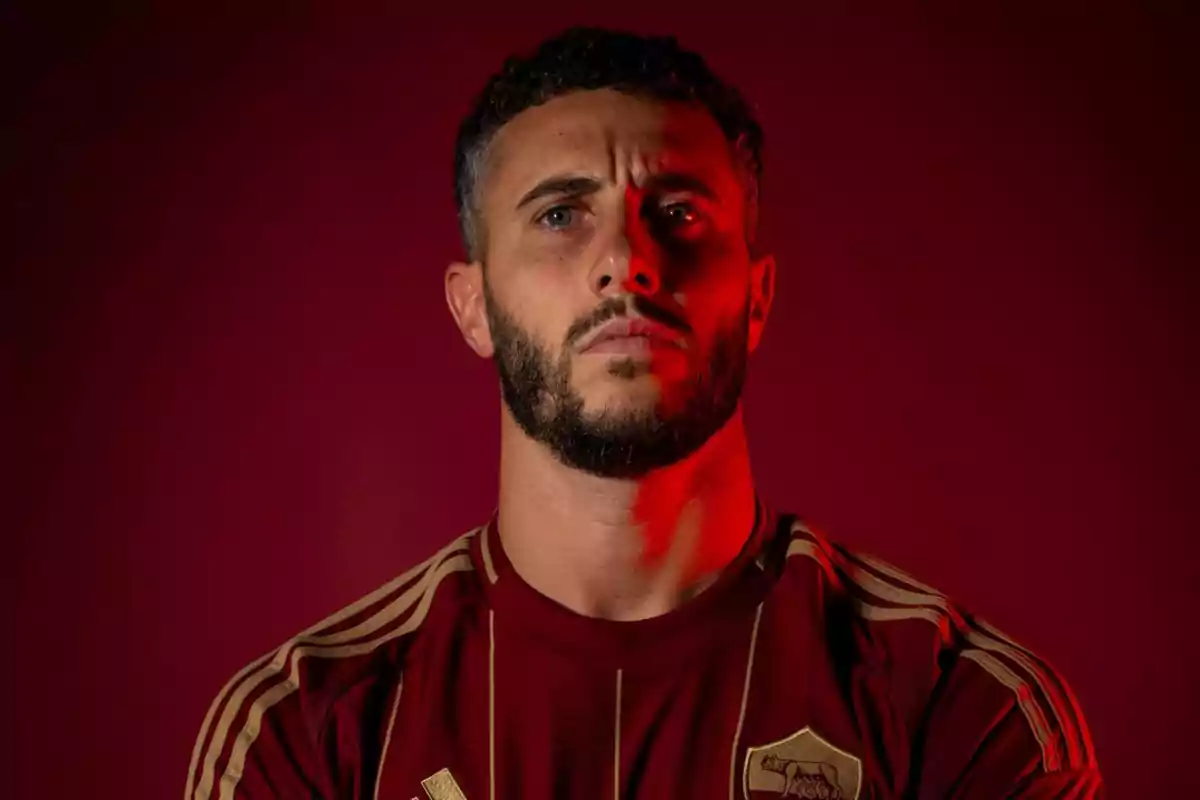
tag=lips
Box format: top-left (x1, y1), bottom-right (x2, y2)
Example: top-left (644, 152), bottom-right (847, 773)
top-left (578, 318), bottom-right (686, 353)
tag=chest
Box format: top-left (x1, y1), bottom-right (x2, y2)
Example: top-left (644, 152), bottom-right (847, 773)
top-left (370, 611), bottom-right (909, 800)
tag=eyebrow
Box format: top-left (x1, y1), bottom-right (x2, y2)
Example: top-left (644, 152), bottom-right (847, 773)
top-left (643, 172), bottom-right (720, 202)
top-left (514, 171), bottom-right (722, 211)
top-left (515, 176), bottom-right (602, 210)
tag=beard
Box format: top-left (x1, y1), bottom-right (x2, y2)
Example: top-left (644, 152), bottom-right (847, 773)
top-left (483, 279), bottom-right (750, 478)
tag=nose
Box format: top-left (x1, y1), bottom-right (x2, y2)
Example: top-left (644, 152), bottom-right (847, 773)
top-left (588, 199), bottom-right (661, 298)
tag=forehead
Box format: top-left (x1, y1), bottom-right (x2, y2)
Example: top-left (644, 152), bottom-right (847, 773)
top-left (483, 89), bottom-right (739, 200)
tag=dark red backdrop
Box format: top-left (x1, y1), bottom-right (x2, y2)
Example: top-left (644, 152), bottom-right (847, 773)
top-left (8, 7), bottom-right (1196, 798)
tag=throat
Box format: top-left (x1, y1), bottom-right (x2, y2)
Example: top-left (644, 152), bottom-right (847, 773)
top-left (498, 471), bottom-right (757, 622)
top-left (571, 519), bottom-right (726, 622)
top-left (495, 406), bottom-right (758, 622)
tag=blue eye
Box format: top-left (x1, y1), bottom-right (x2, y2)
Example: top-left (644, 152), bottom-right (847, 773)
top-left (539, 206), bottom-right (575, 230)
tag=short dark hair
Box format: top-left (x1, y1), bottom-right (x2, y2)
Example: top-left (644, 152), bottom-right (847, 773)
top-left (453, 27), bottom-right (764, 262)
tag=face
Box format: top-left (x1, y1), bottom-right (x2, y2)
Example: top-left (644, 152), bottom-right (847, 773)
top-left (447, 89), bottom-right (774, 478)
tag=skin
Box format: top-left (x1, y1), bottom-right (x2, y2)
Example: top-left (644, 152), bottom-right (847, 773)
top-left (445, 89), bottom-right (775, 621)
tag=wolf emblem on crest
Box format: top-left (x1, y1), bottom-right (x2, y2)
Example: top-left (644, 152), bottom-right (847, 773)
top-left (743, 726), bottom-right (862, 799)
top-left (760, 753), bottom-right (843, 798)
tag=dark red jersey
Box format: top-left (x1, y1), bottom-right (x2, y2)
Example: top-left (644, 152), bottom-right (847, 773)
top-left (185, 499), bottom-right (1099, 799)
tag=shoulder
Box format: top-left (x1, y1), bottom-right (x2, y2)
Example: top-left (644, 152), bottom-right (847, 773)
top-left (184, 526), bottom-right (483, 800)
top-left (774, 516), bottom-right (1097, 777)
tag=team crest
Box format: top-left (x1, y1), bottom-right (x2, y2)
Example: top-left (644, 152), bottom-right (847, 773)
top-left (743, 726), bottom-right (862, 799)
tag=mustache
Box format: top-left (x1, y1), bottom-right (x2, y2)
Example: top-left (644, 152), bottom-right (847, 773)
top-left (565, 297), bottom-right (691, 348)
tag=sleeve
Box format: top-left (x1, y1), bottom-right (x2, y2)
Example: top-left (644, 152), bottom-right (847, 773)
top-left (910, 647), bottom-right (1102, 799)
top-left (184, 659), bottom-right (331, 800)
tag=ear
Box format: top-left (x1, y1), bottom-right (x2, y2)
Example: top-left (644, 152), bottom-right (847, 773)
top-left (747, 252), bottom-right (776, 353)
top-left (444, 261), bottom-right (495, 358)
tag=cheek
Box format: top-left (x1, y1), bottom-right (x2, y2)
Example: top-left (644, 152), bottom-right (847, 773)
top-left (503, 271), bottom-right (579, 348)
top-left (669, 226), bottom-right (746, 278)
top-left (674, 253), bottom-right (749, 318)
top-left (674, 270), bottom-right (751, 353)
top-left (512, 219), bottom-right (597, 268)
top-left (500, 226), bottom-right (595, 296)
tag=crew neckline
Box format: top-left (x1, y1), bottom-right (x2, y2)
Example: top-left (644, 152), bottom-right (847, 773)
top-left (472, 495), bottom-right (789, 671)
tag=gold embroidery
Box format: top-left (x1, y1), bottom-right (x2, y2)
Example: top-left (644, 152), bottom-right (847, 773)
top-left (421, 768), bottom-right (468, 800)
top-left (743, 726), bottom-right (862, 800)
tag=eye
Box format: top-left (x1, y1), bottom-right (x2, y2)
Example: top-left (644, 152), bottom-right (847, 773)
top-left (656, 200), bottom-right (707, 239)
top-left (536, 204), bottom-right (578, 231)
top-left (662, 202), bottom-right (698, 225)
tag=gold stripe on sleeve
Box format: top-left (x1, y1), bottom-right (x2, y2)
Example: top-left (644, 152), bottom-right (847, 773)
top-left (189, 532), bottom-right (476, 800)
top-left (219, 553), bottom-right (473, 799)
top-left (785, 530), bottom-right (1089, 772)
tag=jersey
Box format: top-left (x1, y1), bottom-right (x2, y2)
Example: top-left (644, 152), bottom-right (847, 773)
top-left (184, 498), bottom-right (1100, 799)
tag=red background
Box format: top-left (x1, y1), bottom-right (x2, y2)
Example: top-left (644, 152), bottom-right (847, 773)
top-left (8, 7), bottom-right (1196, 798)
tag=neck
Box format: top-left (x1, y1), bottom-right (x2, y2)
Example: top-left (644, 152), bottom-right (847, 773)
top-left (496, 407), bottom-right (758, 622)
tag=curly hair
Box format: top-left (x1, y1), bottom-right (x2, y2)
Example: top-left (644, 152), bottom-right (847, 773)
top-left (453, 27), bottom-right (764, 262)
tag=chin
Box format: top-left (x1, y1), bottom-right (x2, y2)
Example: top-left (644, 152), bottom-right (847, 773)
top-left (580, 379), bottom-right (664, 414)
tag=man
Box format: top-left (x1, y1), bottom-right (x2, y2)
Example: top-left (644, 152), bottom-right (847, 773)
top-left (185, 27), bottom-right (1099, 800)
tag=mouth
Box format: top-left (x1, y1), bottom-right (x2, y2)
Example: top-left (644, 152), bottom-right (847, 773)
top-left (581, 333), bottom-right (684, 356)
top-left (578, 318), bottom-right (688, 355)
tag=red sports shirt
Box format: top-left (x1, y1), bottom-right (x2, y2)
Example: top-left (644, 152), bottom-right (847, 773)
top-left (185, 499), bottom-right (1100, 799)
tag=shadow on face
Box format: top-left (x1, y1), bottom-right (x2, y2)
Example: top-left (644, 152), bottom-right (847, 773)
top-left (448, 89), bottom-right (775, 477)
